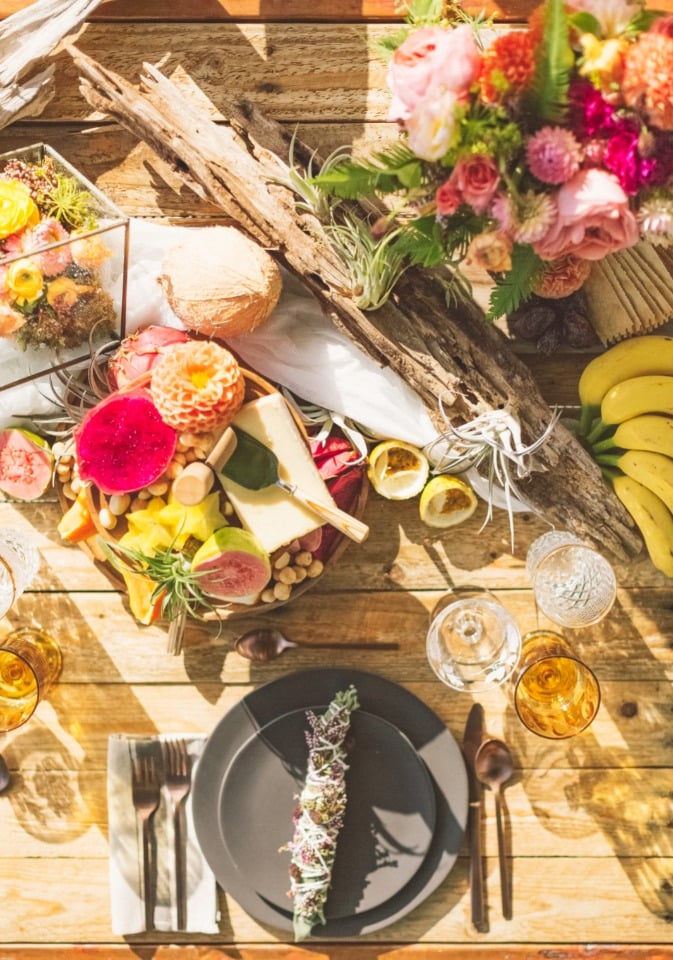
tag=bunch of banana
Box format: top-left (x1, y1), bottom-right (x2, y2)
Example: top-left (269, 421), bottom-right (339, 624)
top-left (576, 334), bottom-right (673, 577)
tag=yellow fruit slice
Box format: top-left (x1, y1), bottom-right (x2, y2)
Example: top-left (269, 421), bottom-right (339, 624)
top-left (368, 440), bottom-right (430, 500)
top-left (419, 475), bottom-right (478, 528)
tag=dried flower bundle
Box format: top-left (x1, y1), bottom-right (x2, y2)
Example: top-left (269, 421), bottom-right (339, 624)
top-left (283, 685), bottom-right (359, 941)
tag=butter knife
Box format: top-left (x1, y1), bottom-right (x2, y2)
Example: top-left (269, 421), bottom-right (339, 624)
top-left (462, 702), bottom-right (487, 932)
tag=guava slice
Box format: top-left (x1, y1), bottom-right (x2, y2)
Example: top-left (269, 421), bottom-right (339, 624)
top-left (0, 428), bottom-right (53, 500)
top-left (74, 389), bottom-right (177, 495)
top-left (191, 527), bottom-right (271, 604)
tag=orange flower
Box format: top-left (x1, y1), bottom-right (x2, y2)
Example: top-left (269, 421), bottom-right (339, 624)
top-left (479, 30), bottom-right (538, 104)
top-left (150, 339), bottom-right (245, 433)
top-left (622, 33), bottom-right (673, 130)
top-left (532, 254), bottom-right (592, 299)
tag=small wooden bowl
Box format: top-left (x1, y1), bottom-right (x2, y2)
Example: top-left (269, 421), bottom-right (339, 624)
top-left (56, 367), bottom-right (368, 621)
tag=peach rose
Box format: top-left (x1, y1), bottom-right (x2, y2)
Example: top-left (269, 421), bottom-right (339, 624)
top-left (533, 168), bottom-right (639, 261)
top-left (442, 155), bottom-right (500, 214)
top-left (387, 25), bottom-right (481, 121)
top-left (465, 231), bottom-right (513, 272)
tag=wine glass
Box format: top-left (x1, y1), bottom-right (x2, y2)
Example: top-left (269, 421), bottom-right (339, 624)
top-left (0, 527), bottom-right (41, 619)
top-left (513, 629), bottom-right (601, 739)
top-left (526, 531), bottom-right (616, 629)
top-left (426, 586), bottom-right (521, 693)
top-left (0, 627), bottom-right (63, 732)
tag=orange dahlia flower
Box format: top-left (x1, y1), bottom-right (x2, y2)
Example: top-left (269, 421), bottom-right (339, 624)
top-left (479, 30), bottom-right (538, 104)
top-left (151, 339), bottom-right (245, 434)
top-left (622, 33), bottom-right (673, 130)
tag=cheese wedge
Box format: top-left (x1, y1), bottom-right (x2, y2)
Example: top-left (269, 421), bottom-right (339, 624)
top-left (219, 393), bottom-right (334, 553)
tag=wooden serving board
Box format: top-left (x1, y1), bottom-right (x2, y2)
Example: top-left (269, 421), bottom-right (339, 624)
top-left (55, 366), bottom-right (368, 621)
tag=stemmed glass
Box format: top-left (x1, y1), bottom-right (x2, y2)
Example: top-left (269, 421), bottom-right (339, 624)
top-left (513, 629), bottom-right (601, 739)
top-left (0, 527), bottom-right (41, 619)
top-left (426, 586), bottom-right (521, 693)
top-left (0, 627), bottom-right (63, 732)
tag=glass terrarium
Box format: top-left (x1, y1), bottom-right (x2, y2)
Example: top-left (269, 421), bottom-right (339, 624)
top-left (0, 143), bottom-right (129, 393)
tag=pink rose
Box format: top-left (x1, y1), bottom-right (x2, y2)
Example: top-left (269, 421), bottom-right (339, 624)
top-left (436, 179), bottom-right (462, 216)
top-left (444, 155), bottom-right (500, 214)
top-left (387, 25), bottom-right (481, 121)
top-left (533, 168), bottom-right (639, 261)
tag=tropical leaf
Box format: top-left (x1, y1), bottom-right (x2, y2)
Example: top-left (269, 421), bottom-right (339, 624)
top-left (567, 11), bottom-right (601, 36)
top-left (528, 0), bottom-right (572, 123)
top-left (393, 217), bottom-right (446, 267)
top-left (404, 0), bottom-right (445, 22)
top-left (372, 26), bottom-right (411, 61)
top-left (486, 246), bottom-right (544, 320)
top-left (310, 144), bottom-right (424, 199)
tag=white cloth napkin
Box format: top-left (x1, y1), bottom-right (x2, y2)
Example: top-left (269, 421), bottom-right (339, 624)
top-left (107, 734), bottom-right (219, 935)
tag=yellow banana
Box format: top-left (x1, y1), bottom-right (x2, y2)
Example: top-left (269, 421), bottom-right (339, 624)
top-left (602, 449), bottom-right (673, 513)
top-left (601, 375), bottom-right (673, 426)
top-left (593, 414), bottom-right (673, 460)
top-left (578, 335), bottom-right (673, 434)
top-left (612, 474), bottom-right (673, 577)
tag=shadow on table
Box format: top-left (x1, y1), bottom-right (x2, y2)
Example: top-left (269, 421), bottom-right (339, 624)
top-left (502, 588), bottom-right (673, 923)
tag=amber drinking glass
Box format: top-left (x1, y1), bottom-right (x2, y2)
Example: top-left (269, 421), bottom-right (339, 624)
top-left (513, 630), bottom-right (600, 739)
top-left (0, 628), bottom-right (63, 732)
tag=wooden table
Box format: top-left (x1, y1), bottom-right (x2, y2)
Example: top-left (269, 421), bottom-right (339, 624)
top-left (2, 2), bottom-right (673, 957)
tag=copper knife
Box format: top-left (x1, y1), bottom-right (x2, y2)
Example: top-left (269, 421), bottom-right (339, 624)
top-left (462, 702), bottom-right (487, 932)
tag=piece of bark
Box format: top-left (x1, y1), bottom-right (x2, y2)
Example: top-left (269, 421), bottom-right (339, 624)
top-left (67, 44), bottom-right (641, 560)
top-left (0, 0), bottom-right (102, 128)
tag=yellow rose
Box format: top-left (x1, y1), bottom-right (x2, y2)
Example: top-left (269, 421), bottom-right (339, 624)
top-left (5, 258), bottom-right (44, 305)
top-left (579, 35), bottom-right (628, 90)
top-left (0, 180), bottom-right (40, 240)
top-left (46, 276), bottom-right (92, 311)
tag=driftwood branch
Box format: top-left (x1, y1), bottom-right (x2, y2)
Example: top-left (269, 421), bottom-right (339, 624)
top-left (0, 0), bottom-right (102, 129)
top-left (68, 44), bottom-right (641, 560)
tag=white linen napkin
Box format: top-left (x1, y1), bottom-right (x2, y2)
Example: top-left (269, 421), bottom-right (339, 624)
top-left (107, 734), bottom-right (219, 935)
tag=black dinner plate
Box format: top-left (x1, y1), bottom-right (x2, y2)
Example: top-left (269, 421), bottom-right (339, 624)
top-left (192, 667), bottom-right (468, 937)
top-left (218, 708), bottom-right (436, 917)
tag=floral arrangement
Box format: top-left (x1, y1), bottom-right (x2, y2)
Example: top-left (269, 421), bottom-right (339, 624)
top-left (0, 152), bottom-right (117, 350)
top-left (310, 0), bottom-right (673, 320)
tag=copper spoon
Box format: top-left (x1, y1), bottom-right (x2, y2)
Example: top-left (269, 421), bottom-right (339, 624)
top-left (474, 737), bottom-right (514, 920)
top-left (0, 753), bottom-right (10, 793)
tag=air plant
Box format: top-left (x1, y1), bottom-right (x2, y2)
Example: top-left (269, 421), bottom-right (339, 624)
top-left (426, 402), bottom-right (563, 547)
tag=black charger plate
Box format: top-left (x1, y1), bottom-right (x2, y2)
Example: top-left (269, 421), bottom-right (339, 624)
top-left (192, 667), bottom-right (468, 937)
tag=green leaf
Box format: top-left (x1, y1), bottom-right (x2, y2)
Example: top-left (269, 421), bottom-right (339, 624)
top-left (528, 0), bottom-right (572, 123)
top-left (404, 0), bottom-right (445, 21)
top-left (310, 144), bottom-right (424, 199)
top-left (567, 11), bottom-right (601, 35)
top-left (372, 26), bottom-right (412, 62)
top-left (625, 7), bottom-right (666, 35)
top-left (393, 217), bottom-right (446, 268)
top-left (486, 246), bottom-right (544, 320)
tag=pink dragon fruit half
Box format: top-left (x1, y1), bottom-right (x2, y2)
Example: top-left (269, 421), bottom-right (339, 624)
top-left (108, 324), bottom-right (190, 389)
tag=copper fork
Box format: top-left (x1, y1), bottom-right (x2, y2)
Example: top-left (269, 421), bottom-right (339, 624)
top-left (130, 749), bottom-right (161, 931)
top-left (161, 737), bottom-right (192, 930)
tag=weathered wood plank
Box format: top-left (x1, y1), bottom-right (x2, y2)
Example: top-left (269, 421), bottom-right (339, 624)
top-left (3, 0), bottom-right (673, 21)
top-left (1, 675), bottom-right (671, 768)
top-left (0, 950), bottom-right (670, 960)
top-left (2, 855), bottom-right (673, 942)
top-left (4, 764), bottom-right (672, 861)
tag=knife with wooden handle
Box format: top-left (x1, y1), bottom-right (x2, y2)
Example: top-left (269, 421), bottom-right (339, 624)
top-left (462, 702), bottom-right (487, 932)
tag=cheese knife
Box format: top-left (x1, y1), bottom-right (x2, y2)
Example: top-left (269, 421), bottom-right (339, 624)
top-left (462, 702), bottom-right (487, 932)
top-left (172, 424), bottom-right (369, 543)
